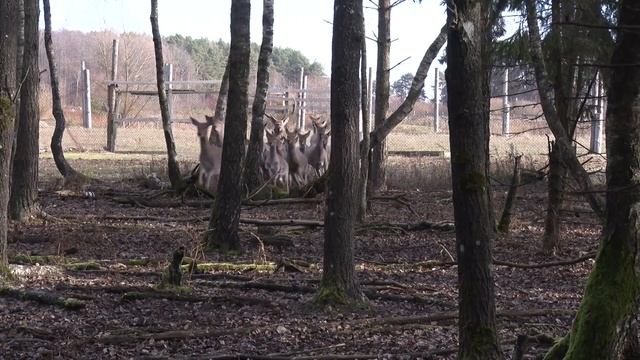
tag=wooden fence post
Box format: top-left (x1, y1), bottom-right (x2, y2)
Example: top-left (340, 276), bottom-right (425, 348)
top-left (106, 39), bottom-right (119, 152)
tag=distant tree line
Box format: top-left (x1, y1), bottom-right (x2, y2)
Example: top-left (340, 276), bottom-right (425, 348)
top-left (165, 34), bottom-right (324, 85)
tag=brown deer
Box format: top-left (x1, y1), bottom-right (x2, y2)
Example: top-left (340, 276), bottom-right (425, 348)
top-left (285, 127), bottom-right (310, 188)
top-left (204, 115), bottom-right (225, 146)
top-left (307, 117), bottom-right (331, 177)
top-left (264, 128), bottom-right (290, 193)
top-left (190, 116), bottom-right (223, 193)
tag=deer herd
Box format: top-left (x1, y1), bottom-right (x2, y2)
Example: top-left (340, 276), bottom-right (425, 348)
top-left (189, 113), bottom-right (331, 194)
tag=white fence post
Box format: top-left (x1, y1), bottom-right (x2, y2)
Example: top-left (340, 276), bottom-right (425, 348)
top-left (433, 67), bottom-right (440, 133)
top-left (502, 68), bottom-right (510, 136)
top-left (164, 63), bottom-right (174, 119)
top-left (81, 61), bottom-right (92, 128)
top-left (590, 71), bottom-right (604, 154)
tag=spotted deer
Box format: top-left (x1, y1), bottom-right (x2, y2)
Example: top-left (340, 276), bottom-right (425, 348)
top-left (285, 127), bottom-right (310, 188)
top-left (190, 116), bottom-right (223, 193)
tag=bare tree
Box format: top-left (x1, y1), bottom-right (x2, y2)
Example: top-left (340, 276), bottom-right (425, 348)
top-left (524, 0), bottom-right (604, 222)
top-left (206, 0), bottom-right (251, 252)
top-left (367, 24), bottom-right (446, 151)
top-left (43, 0), bottom-right (85, 181)
top-left (446, 0), bottom-right (502, 357)
top-left (10, 0), bottom-right (39, 220)
top-left (245, 0), bottom-right (275, 194)
top-left (0, 0), bottom-right (19, 273)
top-left (358, 8), bottom-right (369, 222)
top-left (150, 0), bottom-right (183, 190)
top-left (368, 0), bottom-right (391, 191)
top-left (539, 0), bottom-right (640, 358)
top-left (315, 0), bottom-right (365, 306)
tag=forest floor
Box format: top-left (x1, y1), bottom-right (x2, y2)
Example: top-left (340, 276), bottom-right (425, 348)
top-left (0, 157), bottom-right (602, 359)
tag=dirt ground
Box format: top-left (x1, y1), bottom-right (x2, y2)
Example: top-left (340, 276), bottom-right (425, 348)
top-left (0, 156), bottom-right (601, 359)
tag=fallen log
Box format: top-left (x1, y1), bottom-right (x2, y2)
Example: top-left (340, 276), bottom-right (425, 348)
top-left (0, 287), bottom-right (85, 310)
top-left (94, 326), bottom-right (257, 345)
top-left (122, 290), bottom-right (275, 307)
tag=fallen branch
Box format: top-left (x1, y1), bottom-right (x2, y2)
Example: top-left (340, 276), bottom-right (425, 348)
top-left (0, 287), bottom-right (85, 310)
top-left (122, 290), bottom-right (275, 307)
top-left (94, 326), bottom-right (258, 345)
top-left (493, 252), bottom-right (596, 269)
top-left (363, 308), bottom-right (575, 327)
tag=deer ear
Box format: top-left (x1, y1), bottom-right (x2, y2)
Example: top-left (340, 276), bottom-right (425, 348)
top-left (190, 117), bottom-right (200, 126)
top-left (205, 115), bottom-right (216, 124)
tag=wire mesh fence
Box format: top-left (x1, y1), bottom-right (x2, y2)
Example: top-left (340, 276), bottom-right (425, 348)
top-left (38, 67), bottom-right (606, 172)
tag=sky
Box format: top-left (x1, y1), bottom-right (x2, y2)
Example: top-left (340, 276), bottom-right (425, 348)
top-left (44, 0), bottom-right (448, 96)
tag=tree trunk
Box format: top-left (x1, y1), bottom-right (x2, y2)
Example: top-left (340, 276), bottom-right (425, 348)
top-left (245, 0), bottom-right (274, 194)
top-left (542, 0), bottom-right (572, 254)
top-left (446, 0), bottom-right (502, 358)
top-left (210, 59), bottom-right (230, 145)
top-left (542, 141), bottom-right (566, 253)
top-left (206, 0), bottom-right (251, 252)
top-left (524, 0), bottom-right (604, 220)
top-left (315, 0), bottom-right (364, 306)
top-left (150, 0), bottom-right (183, 190)
top-left (43, 0), bottom-right (83, 181)
top-left (358, 13), bottom-right (370, 223)
top-left (10, 0), bottom-right (23, 177)
top-left (544, 1), bottom-right (640, 357)
top-left (9, 0), bottom-right (39, 221)
top-left (0, 0), bottom-right (19, 272)
top-left (368, 0), bottom-right (390, 192)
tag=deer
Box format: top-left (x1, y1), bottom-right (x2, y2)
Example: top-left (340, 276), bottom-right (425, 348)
top-left (306, 118), bottom-right (331, 177)
top-left (298, 129), bottom-right (311, 153)
top-left (264, 128), bottom-right (290, 193)
top-left (285, 127), bottom-right (310, 188)
top-left (204, 115), bottom-right (225, 147)
top-left (265, 112), bottom-right (289, 140)
top-left (190, 116), bottom-right (223, 193)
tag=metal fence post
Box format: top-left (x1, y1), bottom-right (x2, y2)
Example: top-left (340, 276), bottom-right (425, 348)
top-left (81, 61), bottom-right (92, 128)
top-left (502, 68), bottom-right (510, 136)
top-left (433, 67), bottom-right (440, 133)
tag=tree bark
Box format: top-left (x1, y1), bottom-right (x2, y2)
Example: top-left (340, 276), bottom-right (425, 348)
top-left (206, 0), bottom-right (251, 252)
top-left (368, 0), bottom-right (390, 192)
top-left (210, 58), bottom-right (230, 145)
top-left (525, 0), bottom-right (604, 220)
top-left (0, 0), bottom-right (18, 272)
top-left (150, 0), bottom-right (184, 190)
top-left (542, 0), bottom-right (573, 254)
top-left (245, 0), bottom-right (274, 193)
top-left (43, 0), bottom-right (83, 181)
top-left (9, 0), bottom-right (39, 221)
top-left (446, 0), bottom-right (502, 358)
top-left (315, 0), bottom-right (365, 306)
top-left (358, 13), bottom-right (370, 223)
top-left (543, 1), bottom-right (640, 358)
